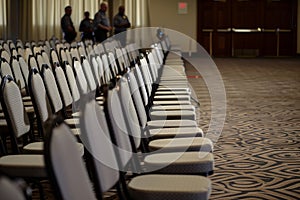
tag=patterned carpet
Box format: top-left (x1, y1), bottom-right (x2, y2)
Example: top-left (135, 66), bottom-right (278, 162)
top-left (31, 57), bottom-right (300, 199)
top-left (187, 57), bottom-right (300, 199)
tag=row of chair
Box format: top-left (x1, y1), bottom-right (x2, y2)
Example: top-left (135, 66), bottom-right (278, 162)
top-left (0, 35), bottom-right (215, 199)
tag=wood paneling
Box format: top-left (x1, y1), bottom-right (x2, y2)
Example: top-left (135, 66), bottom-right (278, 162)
top-left (198, 0), bottom-right (231, 56)
top-left (197, 0), bottom-right (297, 57)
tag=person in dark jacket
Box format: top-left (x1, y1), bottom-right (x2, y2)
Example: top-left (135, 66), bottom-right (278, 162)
top-left (93, 2), bottom-right (112, 43)
top-left (61, 6), bottom-right (77, 43)
top-left (79, 11), bottom-right (94, 41)
top-left (113, 5), bottom-right (131, 46)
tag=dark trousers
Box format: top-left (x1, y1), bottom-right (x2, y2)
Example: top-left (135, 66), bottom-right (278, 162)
top-left (94, 29), bottom-right (107, 43)
top-left (64, 31), bottom-right (77, 43)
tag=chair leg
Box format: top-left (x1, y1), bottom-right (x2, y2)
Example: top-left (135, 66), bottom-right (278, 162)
top-left (118, 173), bottom-right (130, 200)
top-left (35, 181), bottom-right (45, 200)
top-left (27, 179), bottom-right (45, 200)
top-left (0, 136), bottom-right (6, 155)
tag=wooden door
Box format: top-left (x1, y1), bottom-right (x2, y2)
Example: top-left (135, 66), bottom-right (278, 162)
top-left (263, 0), bottom-right (297, 56)
top-left (231, 0), bottom-right (264, 57)
top-left (197, 0), bottom-right (297, 57)
top-left (198, 0), bottom-right (232, 57)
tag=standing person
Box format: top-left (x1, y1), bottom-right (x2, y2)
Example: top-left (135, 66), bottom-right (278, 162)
top-left (93, 2), bottom-right (112, 43)
top-left (61, 5), bottom-right (77, 43)
top-left (113, 5), bottom-right (131, 46)
top-left (79, 11), bottom-right (94, 42)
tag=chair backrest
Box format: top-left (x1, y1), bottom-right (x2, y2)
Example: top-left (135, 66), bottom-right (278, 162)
top-left (106, 87), bottom-right (133, 169)
top-left (64, 48), bottom-right (73, 66)
top-left (147, 52), bottom-right (159, 82)
top-left (132, 66), bottom-right (148, 106)
top-left (118, 77), bottom-right (144, 148)
top-left (54, 64), bottom-right (73, 107)
top-left (126, 71), bottom-right (148, 129)
top-left (138, 58), bottom-right (152, 98)
top-left (44, 119), bottom-right (97, 200)
top-left (17, 47), bottom-right (24, 58)
top-left (97, 43), bottom-right (105, 55)
top-left (41, 64), bottom-right (63, 114)
top-left (0, 175), bottom-right (26, 200)
top-left (24, 47), bottom-right (33, 63)
top-left (3, 42), bottom-right (11, 54)
top-left (18, 56), bottom-right (30, 86)
top-left (101, 54), bottom-right (112, 84)
top-left (8, 41), bottom-right (15, 50)
top-left (121, 48), bottom-right (131, 68)
top-left (41, 51), bottom-right (52, 69)
top-left (78, 46), bottom-right (87, 58)
top-left (115, 48), bottom-right (126, 72)
top-left (1, 49), bottom-right (11, 63)
top-left (80, 99), bottom-right (119, 193)
top-left (65, 63), bottom-right (80, 103)
top-left (10, 58), bottom-right (27, 94)
top-left (29, 68), bottom-right (52, 134)
top-left (59, 48), bottom-right (68, 64)
top-left (28, 55), bottom-right (39, 70)
top-left (32, 46), bottom-right (41, 56)
top-left (11, 48), bottom-right (18, 58)
top-left (55, 43), bottom-right (63, 55)
top-left (16, 40), bottom-right (24, 49)
top-left (96, 55), bottom-right (105, 84)
top-left (82, 58), bottom-right (97, 92)
top-left (153, 44), bottom-right (163, 65)
top-left (0, 75), bottom-right (30, 139)
top-left (0, 60), bottom-right (14, 77)
top-left (36, 53), bottom-right (45, 71)
top-left (107, 52), bottom-right (118, 77)
top-left (140, 56), bottom-right (155, 85)
top-left (50, 49), bottom-right (60, 65)
top-left (90, 56), bottom-right (100, 86)
top-left (73, 60), bottom-right (89, 95)
top-left (70, 48), bottom-right (80, 61)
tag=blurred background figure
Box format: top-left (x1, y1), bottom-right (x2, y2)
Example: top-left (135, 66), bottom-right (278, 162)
top-left (113, 5), bottom-right (131, 46)
top-left (93, 2), bottom-right (112, 43)
top-left (61, 5), bottom-right (77, 43)
top-left (79, 11), bottom-right (94, 42)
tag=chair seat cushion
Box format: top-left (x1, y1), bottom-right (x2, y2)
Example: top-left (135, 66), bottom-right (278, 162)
top-left (71, 128), bottom-right (81, 136)
top-left (153, 95), bottom-right (190, 101)
top-left (144, 152), bottom-right (214, 174)
top-left (0, 112), bottom-right (5, 118)
top-left (148, 137), bottom-right (213, 152)
top-left (128, 174), bottom-right (211, 200)
top-left (24, 106), bottom-right (35, 114)
top-left (147, 119), bottom-right (197, 129)
top-left (156, 87), bottom-right (190, 93)
top-left (150, 104), bottom-right (195, 111)
top-left (0, 155), bottom-right (46, 178)
top-left (150, 110), bottom-right (195, 120)
top-left (23, 101), bottom-right (33, 107)
top-left (152, 100), bottom-right (191, 106)
top-left (149, 127), bottom-right (203, 139)
top-left (71, 111), bottom-right (81, 118)
top-left (64, 118), bottom-right (80, 126)
top-left (154, 90), bottom-right (191, 96)
top-left (23, 142), bottom-right (44, 154)
top-left (23, 141), bottom-right (84, 156)
top-left (22, 96), bottom-right (31, 101)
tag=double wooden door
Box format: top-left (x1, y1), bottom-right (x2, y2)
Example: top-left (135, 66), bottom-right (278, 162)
top-left (197, 0), bottom-right (297, 57)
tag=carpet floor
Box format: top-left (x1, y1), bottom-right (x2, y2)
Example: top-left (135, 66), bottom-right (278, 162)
top-left (31, 57), bottom-right (300, 199)
top-left (187, 57), bottom-right (300, 199)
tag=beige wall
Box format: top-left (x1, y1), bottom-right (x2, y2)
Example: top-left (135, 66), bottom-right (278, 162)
top-left (149, 0), bottom-right (300, 54)
top-left (148, 0), bottom-right (197, 52)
